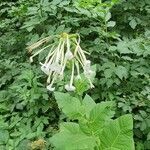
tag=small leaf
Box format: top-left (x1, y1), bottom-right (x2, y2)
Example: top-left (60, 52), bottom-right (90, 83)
top-left (74, 77), bottom-right (89, 95)
top-left (51, 0), bottom-right (62, 5)
top-left (129, 19), bottom-right (137, 29)
top-left (104, 68), bottom-right (114, 78)
top-left (117, 41), bottom-right (132, 54)
top-left (55, 25), bottom-right (65, 34)
top-left (0, 130), bottom-right (9, 144)
top-left (115, 66), bottom-right (128, 80)
top-left (107, 21), bottom-right (116, 27)
top-left (147, 132), bottom-right (150, 140)
top-left (105, 12), bottom-right (111, 22)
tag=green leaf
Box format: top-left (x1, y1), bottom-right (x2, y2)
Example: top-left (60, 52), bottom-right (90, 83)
top-left (89, 101), bottom-right (115, 122)
top-left (115, 66), bottom-right (128, 80)
top-left (129, 19), bottom-right (137, 29)
top-left (99, 114), bottom-right (134, 150)
top-left (51, 0), bottom-right (63, 5)
top-left (82, 95), bottom-right (96, 118)
top-left (0, 129), bottom-right (9, 144)
top-left (88, 102), bottom-right (115, 135)
top-left (107, 21), bottom-right (116, 27)
top-left (54, 92), bottom-right (83, 119)
top-left (104, 68), bottom-right (114, 78)
top-left (117, 41), bottom-right (132, 54)
top-left (147, 132), bottom-right (150, 140)
top-left (50, 122), bottom-right (97, 150)
top-left (55, 25), bottom-right (66, 34)
top-left (105, 12), bottom-right (111, 22)
top-left (74, 77), bottom-right (89, 95)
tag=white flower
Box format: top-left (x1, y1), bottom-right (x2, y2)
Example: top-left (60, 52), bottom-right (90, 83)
top-left (85, 60), bottom-right (91, 66)
top-left (84, 69), bottom-right (95, 78)
top-left (40, 63), bottom-right (50, 75)
top-left (30, 57), bottom-right (33, 63)
top-left (28, 33), bottom-right (95, 92)
top-left (88, 78), bottom-right (95, 88)
top-left (83, 60), bottom-right (91, 70)
top-left (49, 63), bottom-right (62, 74)
top-left (83, 60), bottom-right (95, 78)
top-left (65, 84), bottom-right (76, 91)
top-left (65, 51), bottom-right (74, 60)
top-left (76, 75), bottom-right (81, 80)
top-left (47, 84), bottom-right (55, 91)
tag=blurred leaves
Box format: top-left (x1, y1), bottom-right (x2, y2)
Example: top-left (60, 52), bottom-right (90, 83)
top-left (0, 0), bottom-right (150, 149)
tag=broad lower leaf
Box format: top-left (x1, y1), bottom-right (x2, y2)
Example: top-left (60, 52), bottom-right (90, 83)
top-left (88, 101), bottom-right (115, 135)
top-left (50, 122), bottom-right (97, 150)
top-left (82, 94), bottom-right (96, 118)
top-left (99, 114), bottom-right (134, 150)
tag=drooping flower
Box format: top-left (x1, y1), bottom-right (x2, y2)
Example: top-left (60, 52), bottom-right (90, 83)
top-left (47, 84), bottom-right (55, 92)
top-left (28, 33), bottom-right (95, 91)
top-left (65, 84), bottom-right (76, 91)
top-left (40, 62), bottom-right (50, 75)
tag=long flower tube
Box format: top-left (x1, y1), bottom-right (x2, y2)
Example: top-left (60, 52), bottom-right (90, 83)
top-left (28, 33), bottom-right (95, 91)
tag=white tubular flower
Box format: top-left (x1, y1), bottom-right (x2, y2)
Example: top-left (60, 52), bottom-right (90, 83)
top-left (65, 61), bottom-right (76, 92)
top-left (27, 36), bottom-right (51, 52)
top-left (83, 60), bottom-right (94, 78)
top-left (65, 35), bottom-right (74, 60)
top-left (65, 50), bottom-right (74, 60)
top-left (49, 63), bottom-right (62, 74)
top-left (84, 69), bottom-right (95, 78)
top-left (40, 62), bottom-right (50, 75)
top-left (46, 72), bottom-right (57, 91)
top-left (29, 43), bottom-right (53, 62)
top-left (65, 84), bottom-right (76, 91)
top-left (88, 79), bottom-right (95, 88)
top-left (47, 84), bottom-right (55, 91)
top-left (84, 60), bottom-right (91, 68)
top-left (30, 57), bottom-right (33, 63)
top-left (28, 33), bottom-right (95, 91)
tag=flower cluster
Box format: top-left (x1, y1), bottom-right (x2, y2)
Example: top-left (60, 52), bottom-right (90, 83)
top-left (27, 33), bottom-right (94, 92)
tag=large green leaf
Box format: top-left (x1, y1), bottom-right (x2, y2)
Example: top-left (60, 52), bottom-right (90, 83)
top-left (82, 94), bottom-right (96, 118)
top-left (50, 122), bottom-right (97, 150)
top-left (99, 114), bottom-right (134, 150)
top-left (87, 101), bottom-right (115, 135)
top-left (54, 92), bottom-right (83, 119)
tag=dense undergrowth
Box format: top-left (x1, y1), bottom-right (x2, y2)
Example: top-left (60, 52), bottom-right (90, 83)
top-left (0, 0), bottom-right (150, 149)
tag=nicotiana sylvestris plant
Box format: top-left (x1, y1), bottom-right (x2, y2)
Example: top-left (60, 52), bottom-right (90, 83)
top-left (27, 33), bottom-right (134, 150)
top-left (27, 33), bottom-right (95, 92)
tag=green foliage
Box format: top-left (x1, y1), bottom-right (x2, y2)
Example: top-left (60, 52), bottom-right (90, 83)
top-left (0, 0), bottom-right (150, 149)
top-left (50, 92), bottom-right (134, 150)
top-left (0, 65), bottom-right (58, 149)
